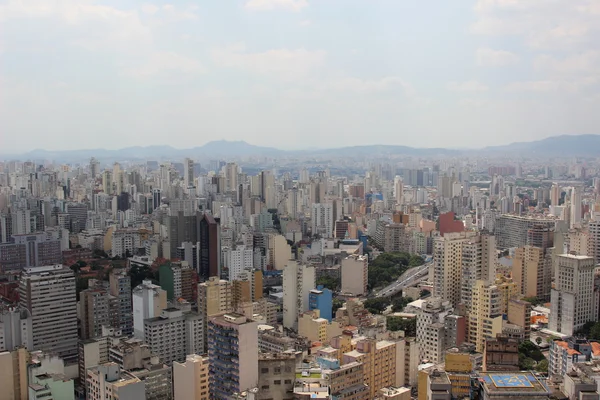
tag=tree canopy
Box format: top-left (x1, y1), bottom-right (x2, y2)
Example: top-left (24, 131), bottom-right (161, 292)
top-left (368, 252), bottom-right (424, 290)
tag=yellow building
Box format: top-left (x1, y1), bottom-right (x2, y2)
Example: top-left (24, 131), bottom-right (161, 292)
top-left (298, 310), bottom-right (343, 344)
top-left (445, 351), bottom-right (472, 399)
top-left (0, 348), bottom-right (30, 400)
top-left (512, 246), bottom-right (548, 298)
top-left (173, 354), bottom-right (209, 400)
top-left (342, 339), bottom-right (400, 399)
top-left (469, 276), bottom-right (517, 352)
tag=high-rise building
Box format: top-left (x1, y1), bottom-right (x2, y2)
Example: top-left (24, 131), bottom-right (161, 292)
top-left (197, 277), bottom-right (233, 353)
top-left (226, 246), bottom-right (254, 281)
top-left (311, 203), bottom-right (334, 238)
top-left (495, 214), bottom-right (556, 249)
top-left (208, 313), bottom-right (258, 399)
top-left (80, 282), bottom-right (111, 340)
top-left (512, 246), bottom-right (552, 300)
top-left (341, 254), bottom-right (368, 296)
top-left (432, 232), bottom-right (472, 307)
top-left (167, 210), bottom-right (198, 259)
top-left (460, 234), bottom-right (496, 310)
top-left (19, 265), bottom-right (78, 362)
top-left (159, 261), bottom-right (197, 302)
top-left (86, 363), bottom-right (145, 400)
top-left (590, 221), bottom-right (600, 264)
top-left (257, 353), bottom-right (296, 400)
top-left (283, 260), bottom-right (316, 329)
top-left (173, 354), bottom-right (209, 400)
top-left (309, 285), bottom-right (333, 322)
top-left (0, 306), bottom-right (33, 351)
top-left (571, 186), bottom-right (582, 228)
top-left (394, 176), bottom-right (404, 205)
top-left (416, 297), bottom-right (453, 364)
top-left (184, 158), bottom-right (195, 189)
top-left (109, 269), bottom-right (133, 336)
top-left (549, 253), bottom-right (596, 336)
top-left (469, 277), bottom-right (517, 352)
top-left (197, 212), bottom-right (220, 280)
top-left (144, 307), bottom-right (203, 365)
top-left (0, 347), bottom-right (30, 400)
top-left (132, 280), bottom-right (167, 339)
top-left (0, 233), bottom-right (62, 273)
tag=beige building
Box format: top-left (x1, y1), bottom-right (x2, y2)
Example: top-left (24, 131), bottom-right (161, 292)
top-left (198, 277), bottom-right (233, 353)
top-left (378, 387), bottom-right (411, 400)
top-left (432, 232), bottom-right (475, 307)
top-left (0, 348), bottom-right (30, 400)
top-left (507, 299), bottom-right (532, 340)
top-left (132, 280), bottom-right (167, 340)
top-left (512, 246), bottom-right (551, 300)
top-left (298, 310), bottom-right (343, 344)
top-left (258, 353), bottom-right (296, 400)
top-left (469, 277), bottom-right (517, 353)
top-left (384, 224), bottom-right (409, 253)
top-left (87, 363), bottom-right (145, 400)
top-left (173, 354), bottom-right (209, 400)
top-left (342, 339), bottom-right (401, 399)
top-left (341, 255), bottom-right (368, 296)
top-left (268, 234), bottom-right (292, 270)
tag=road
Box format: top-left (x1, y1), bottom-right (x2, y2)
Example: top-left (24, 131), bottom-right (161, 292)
top-left (373, 259), bottom-right (431, 298)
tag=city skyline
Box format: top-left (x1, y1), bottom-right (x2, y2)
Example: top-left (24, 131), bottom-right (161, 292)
top-left (2, 0), bottom-right (599, 152)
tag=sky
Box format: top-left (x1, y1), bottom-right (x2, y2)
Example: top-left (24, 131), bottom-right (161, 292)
top-left (1, 0), bottom-right (600, 152)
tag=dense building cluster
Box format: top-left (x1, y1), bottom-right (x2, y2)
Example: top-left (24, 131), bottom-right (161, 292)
top-left (1, 155), bottom-right (600, 400)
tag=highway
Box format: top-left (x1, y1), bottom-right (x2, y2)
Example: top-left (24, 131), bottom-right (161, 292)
top-left (373, 258), bottom-right (432, 298)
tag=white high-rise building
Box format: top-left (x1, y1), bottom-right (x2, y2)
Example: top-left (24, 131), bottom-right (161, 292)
top-left (132, 280), bottom-right (167, 339)
top-left (549, 254), bottom-right (596, 336)
top-left (184, 158), bottom-right (195, 189)
top-left (0, 306), bottom-right (33, 352)
top-left (311, 203), bottom-right (334, 238)
top-left (224, 162), bottom-right (239, 193)
top-left (416, 297), bottom-right (453, 364)
top-left (394, 176), bottom-right (404, 206)
top-left (282, 261), bottom-right (316, 329)
top-left (87, 363), bottom-right (145, 400)
top-left (144, 307), bottom-right (203, 365)
top-left (570, 186), bottom-right (582, 228)
top-left (19, 265), bottom-right (78, 362)
top-left (226, 246), bottom-right (254, 281)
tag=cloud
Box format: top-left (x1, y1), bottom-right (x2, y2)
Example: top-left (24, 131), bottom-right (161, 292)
top-left (121, 52), bottom-right (205, 78)
top-left (471, 0), bottom-right (599, 50)
top-left (330, 76), bottom-right (414, 95)
top-left (504, 80), bottom-right (588, 93)
top-left (212, 44), bottom-right (326, 80)
top-left (476, 48), bottom-right (519, 67)
top-left (299, 19), bottom-right (311, 27)
top-left (447, 80), bottom-right (489, 92)
top-left (245, 0), bottom-right (308, 12)
top-left (534, 51), bottom-right (600, 76)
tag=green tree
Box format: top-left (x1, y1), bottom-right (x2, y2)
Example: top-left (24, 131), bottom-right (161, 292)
top-left (535, 359), bottom-right (548, 373)
top-left (535, 337), bottom-right (542, 346)
top-left (386, 317), bottom-right (417, 336)
top-left (392, 297), bottom-right (414, 312)
top-left (363, 298), bottom-right (390, 314)
top-left (332, 298), bottom-right (344, 315)
top-left (316, 276), bottom-right (340, 292)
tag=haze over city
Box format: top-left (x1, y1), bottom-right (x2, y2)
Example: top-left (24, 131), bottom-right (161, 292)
top-left (2, 0), bottom-right (600, 152)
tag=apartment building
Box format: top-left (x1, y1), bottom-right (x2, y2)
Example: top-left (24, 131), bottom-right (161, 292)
top-left (143, 307), bottom-right (203, 364)
top-left (208, 313), bottom-right (259, 399)
top-left (549, 253), bottom-right (596, 336)
top-left (173, 354), bottom-right (209, 400)
top-left (341, 254), bottom-right (368, 296)
top-left (19, 265), bottom-right (78, 362)
top-left (87, 363), bottom-right (145, 400)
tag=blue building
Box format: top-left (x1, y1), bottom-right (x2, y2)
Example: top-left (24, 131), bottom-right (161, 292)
top-left (309, 285), bottom-right (333, 322)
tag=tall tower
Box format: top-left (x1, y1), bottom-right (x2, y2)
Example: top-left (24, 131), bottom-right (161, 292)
top-left (208, 314), bottom-right (258, 399)
top-left (394, 176), bottom-right (404, 205)
top-left (549, 253), bottom-right (596, 336)
top-left (90, 157), bottom-right (99, 179)
top-left (197, 212), bottom-right (220, 280)
top-left (570, 186), bottom-right (582, 228)
top-left (183, 158), bottom-right (194, 189)
top-left (19, 265), bottom-right (78, 362)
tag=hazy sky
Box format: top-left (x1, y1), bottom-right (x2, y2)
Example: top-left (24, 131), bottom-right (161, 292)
top-left (1, 0), bottom-right (599, 152)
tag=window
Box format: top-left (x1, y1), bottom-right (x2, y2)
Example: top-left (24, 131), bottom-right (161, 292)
top-left (274, 380), bottom-right (281, 385)
top-left (261, 368), bottom-right (269, 373)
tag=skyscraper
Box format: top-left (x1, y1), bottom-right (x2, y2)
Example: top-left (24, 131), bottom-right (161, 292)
top-left (197, 212), bottom-right (220, 280)
top-left (19, 265), bottom-right (78, 362)
top-left (208, 313), bottom-right (258, 399)
top-left (549, 253), bottom-right (596, 336)
top-left (184, 158), bottom-right (194, 189)
top-left (570, 186), bottom-right (582, 228)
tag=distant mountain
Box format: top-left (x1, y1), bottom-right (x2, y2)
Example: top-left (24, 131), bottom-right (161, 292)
top-left (1, 135), bottom-right (598, 162)
top-left (483, 134), bottom-right (600, 156)
top-left (191, 140), bottom-right (281, 156)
